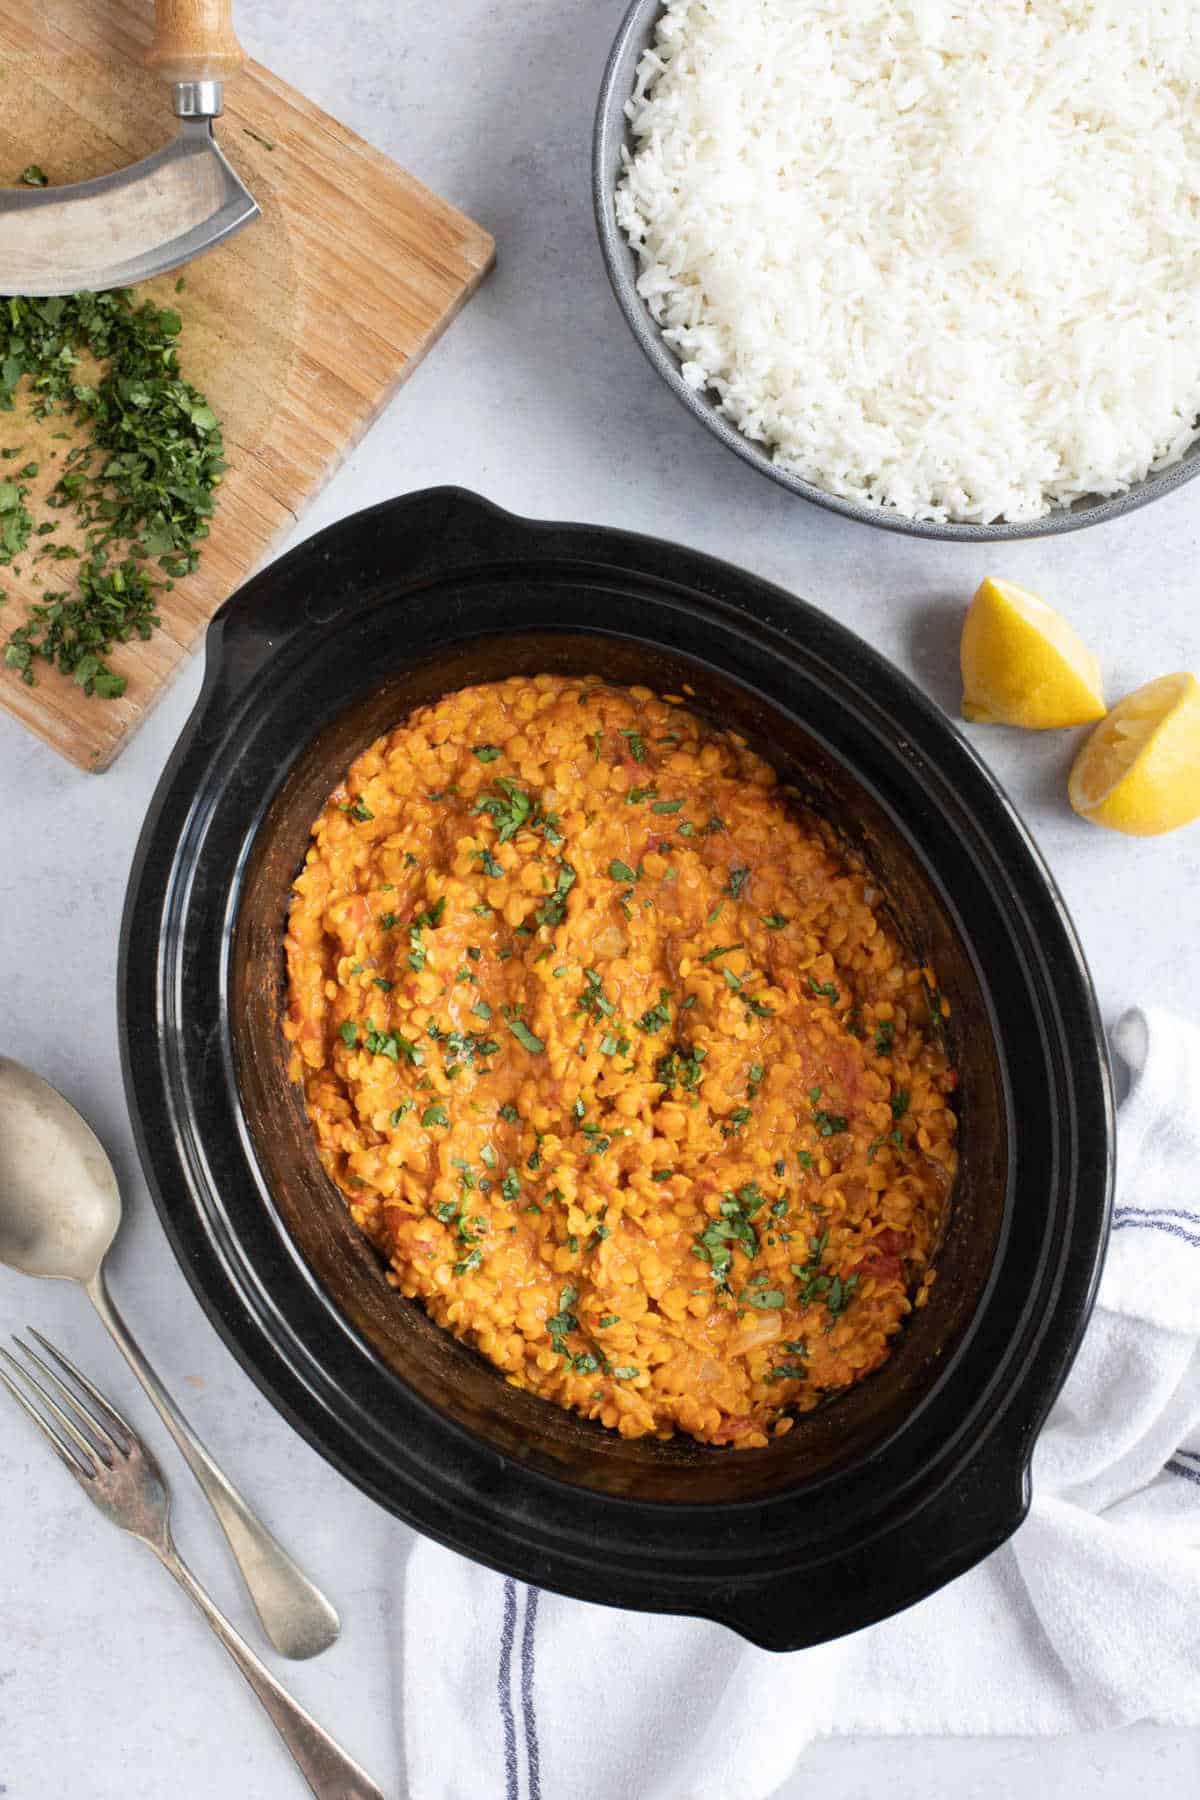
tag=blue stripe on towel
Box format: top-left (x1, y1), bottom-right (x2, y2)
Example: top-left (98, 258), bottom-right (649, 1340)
top-left (1114, 1204), bottom-right (1200, 1225)
top-left (1111, 1214), bottom-right (1200, 1249)
top-left (1167, 1458), bottom-right (1200, 1490)
top-left (521, 1587), bottom-right (543, 1800)
top-left (499, 1578), bottom-right (519, 1800)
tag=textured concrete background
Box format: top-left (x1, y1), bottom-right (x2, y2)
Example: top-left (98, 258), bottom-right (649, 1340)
top-left (0, 2), bottom-right (1197, 1793)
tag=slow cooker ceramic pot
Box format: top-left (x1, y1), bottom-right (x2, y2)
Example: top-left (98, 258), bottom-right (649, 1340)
top-left (120, 487), bottom-right (1113, 1650)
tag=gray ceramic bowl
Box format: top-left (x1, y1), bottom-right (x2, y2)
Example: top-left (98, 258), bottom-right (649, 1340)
top-left (593, 0), bottom-right (1200, 542)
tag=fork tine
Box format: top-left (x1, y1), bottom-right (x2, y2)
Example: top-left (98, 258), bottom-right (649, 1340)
top-left (0, 1345), bottom-right (104, 1472)
top-left (0, 1357), bottom-right (95, 1482)
top-left (22, 1330), bottom-right (131, 1455)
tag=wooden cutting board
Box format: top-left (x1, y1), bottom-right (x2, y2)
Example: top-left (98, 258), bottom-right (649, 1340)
top-left (0, 1), bottom-right (494, 770)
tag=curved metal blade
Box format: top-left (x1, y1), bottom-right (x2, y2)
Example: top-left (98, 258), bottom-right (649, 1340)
top-left (0, 121), bottom-right (259, 296)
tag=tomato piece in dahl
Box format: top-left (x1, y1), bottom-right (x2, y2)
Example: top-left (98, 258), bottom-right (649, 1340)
top-left (283, 676), bottom-right (957, 1449)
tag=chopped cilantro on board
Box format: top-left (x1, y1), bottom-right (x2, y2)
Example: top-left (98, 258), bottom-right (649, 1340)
top-left (1, 288), bottom-right (224, 697)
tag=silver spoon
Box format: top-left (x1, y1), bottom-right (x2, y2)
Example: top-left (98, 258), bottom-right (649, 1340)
top-left (0, 1056), bottom-right (340, 1661)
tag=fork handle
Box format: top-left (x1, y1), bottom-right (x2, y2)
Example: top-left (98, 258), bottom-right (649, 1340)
top-left (159, 1545), bottom-right (385, 1799)
top-left (86, 1268), bottom-right (340, 1660)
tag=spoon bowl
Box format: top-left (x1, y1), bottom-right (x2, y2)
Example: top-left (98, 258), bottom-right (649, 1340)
top-left (0, 1057), bottom-right (120, 1285)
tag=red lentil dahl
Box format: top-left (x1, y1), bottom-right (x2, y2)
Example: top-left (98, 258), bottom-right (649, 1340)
top-left (284, 675), bottom-right (957, 1449)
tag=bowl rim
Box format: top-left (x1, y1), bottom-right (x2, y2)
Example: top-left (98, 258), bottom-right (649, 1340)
top-left (119, 487), bottom-right (1116, 1648)
top-left (592, 0), bottom-right (1200, 542)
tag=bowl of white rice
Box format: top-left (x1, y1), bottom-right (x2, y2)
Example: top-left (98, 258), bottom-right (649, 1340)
top-left (594, 0), bottom-right (1200, 539)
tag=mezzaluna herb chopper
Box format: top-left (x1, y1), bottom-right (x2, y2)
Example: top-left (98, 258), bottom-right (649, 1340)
top-left (2, 0), bottom-right (258, 295)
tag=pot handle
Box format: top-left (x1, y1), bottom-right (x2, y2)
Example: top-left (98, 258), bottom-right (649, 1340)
top-left (202, 487), bottom-right (551, 704)
top-left (713, 1451), bottom-right (1030, 1652)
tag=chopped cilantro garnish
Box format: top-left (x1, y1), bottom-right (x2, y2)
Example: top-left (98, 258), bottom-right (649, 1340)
top-left (608, 858), bottom-right (638, 883)
top-left (635, 991), bottom-right (672, 1033)
top-left (363, 1022), bottom-right (422, 1064)
top-left (651, 798), bottom-right (683, 814)
top-left (792, 1231), bottom-right (832, 1306)
top-left (421, 1103), bottom-right (450, 1128)
top-left (577, 968), bottom-right (615, 1019)
top-left (692, 1190), bottom-right (759, 1290)
top-left (506, 1017), bottom-right (545, 1054)
top-left (472, 743), bottom-right (501, 762)
top-left (826, 1273), bottom-right (859, 1317)
top-left (725, 864), bottom-right (750, 897)
top-left (535, 859), bottom-right (577, 929)
top-left (700, 942), bottom-right (742, 964)
top-left (654, 1042), bottom-right (708, 1092)
top-left (471, 776), bottom-right (560, 845)
top-left (546, 1285), bottom-right (580, 1355)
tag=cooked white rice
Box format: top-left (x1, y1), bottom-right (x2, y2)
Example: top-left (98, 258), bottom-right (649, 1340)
top-left (616, 0), bottom-right (1200, 524)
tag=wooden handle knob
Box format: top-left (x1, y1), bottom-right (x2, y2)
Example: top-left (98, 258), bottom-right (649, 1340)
top-left (146, 0), bottom-right (245, 85)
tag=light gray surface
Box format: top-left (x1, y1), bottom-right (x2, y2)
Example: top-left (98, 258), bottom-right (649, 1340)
top-left (0, 3), bottom-right (1197, 1796)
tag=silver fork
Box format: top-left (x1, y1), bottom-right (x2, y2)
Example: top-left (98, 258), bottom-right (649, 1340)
top-left (0, 1330), bottom-right (385, 1800)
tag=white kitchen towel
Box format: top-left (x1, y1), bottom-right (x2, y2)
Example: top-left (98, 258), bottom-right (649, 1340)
top-left (402, 1006), bottom-right (1200, 1800)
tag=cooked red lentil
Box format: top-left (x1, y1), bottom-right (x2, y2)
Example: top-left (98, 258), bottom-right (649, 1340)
top-left (284, 676), bottom-right (957, 1449)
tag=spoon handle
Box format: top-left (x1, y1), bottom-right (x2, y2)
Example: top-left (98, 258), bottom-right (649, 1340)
top-left (86, 1266), bottom-right (341, 1660)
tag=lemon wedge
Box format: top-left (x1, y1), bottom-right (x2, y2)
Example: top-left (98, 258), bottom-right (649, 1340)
top-left (1069, 673), bottom-right (1200, 836)
top-left (960, 577), bottom-right (1106, 728)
